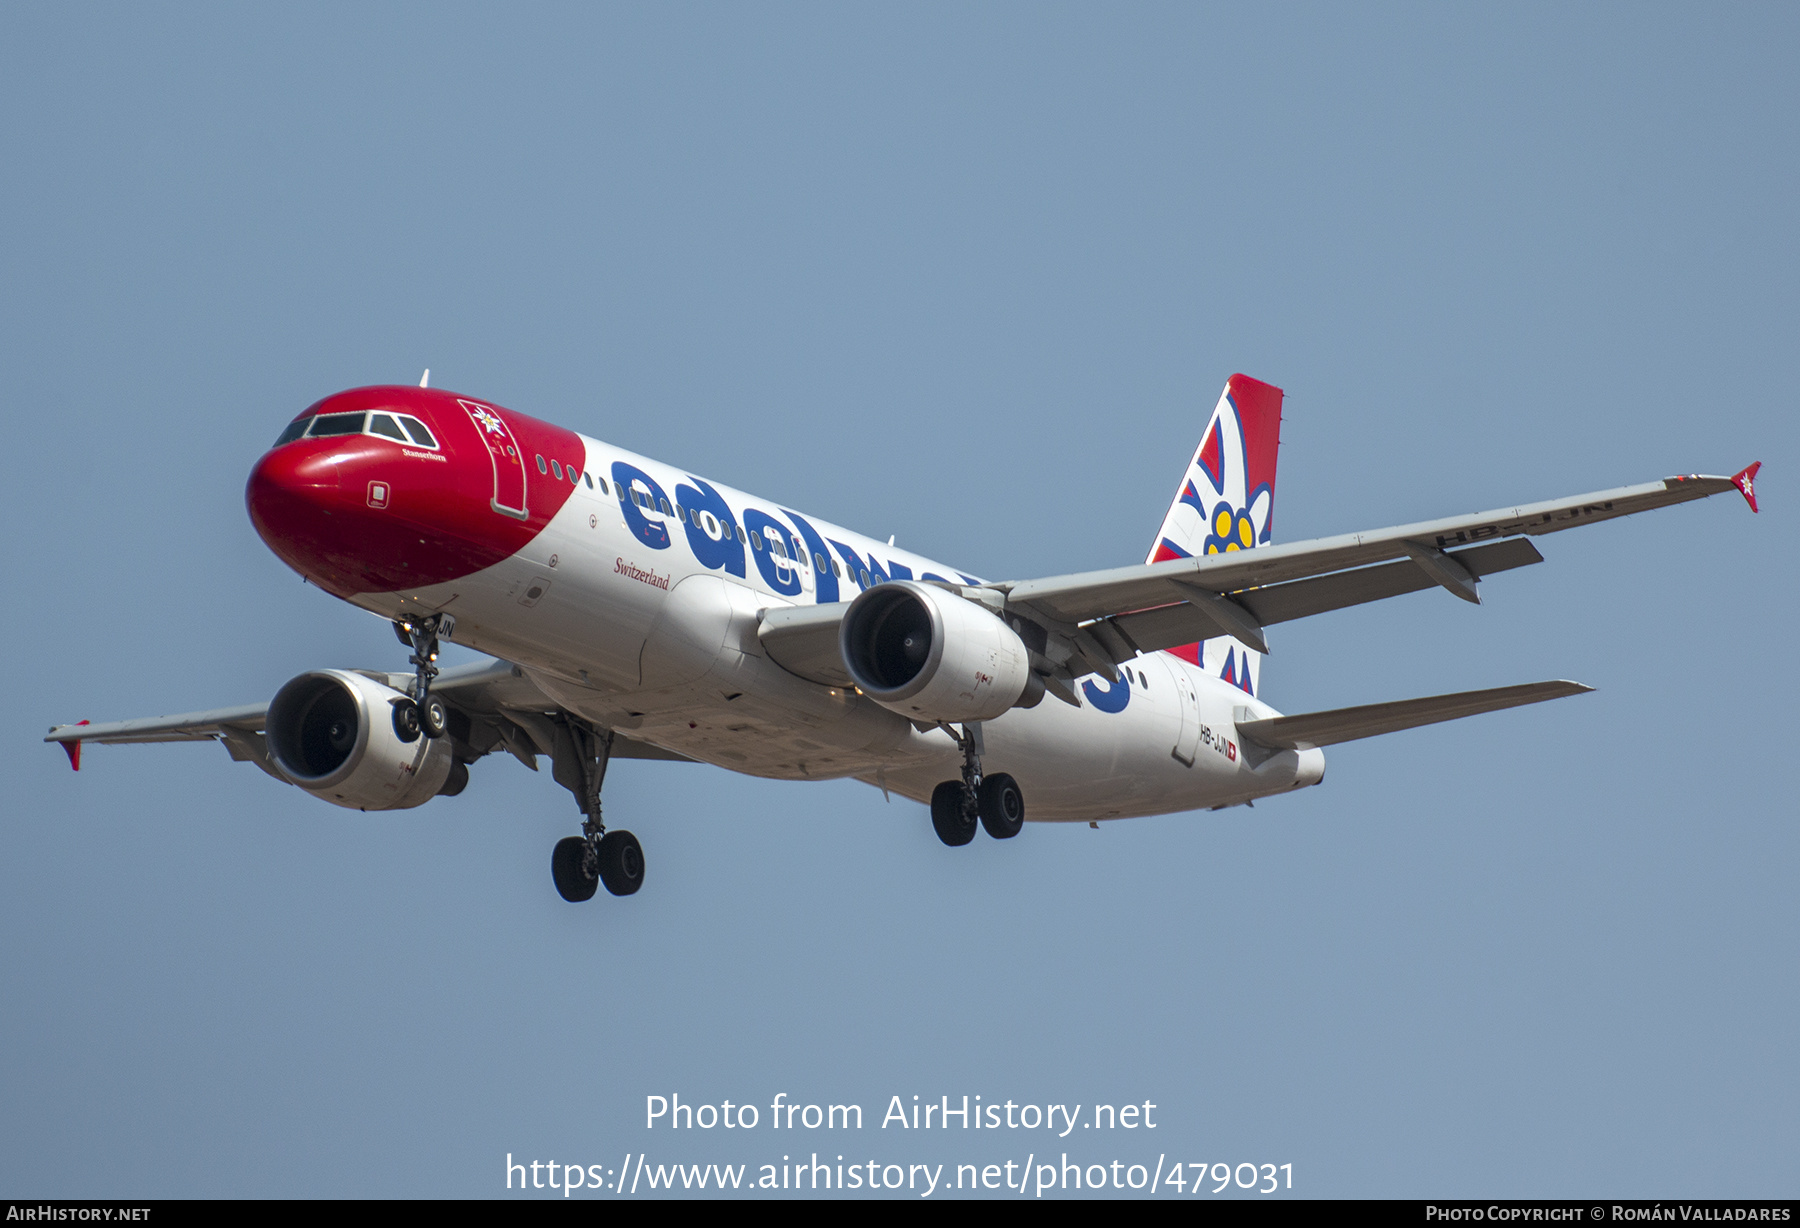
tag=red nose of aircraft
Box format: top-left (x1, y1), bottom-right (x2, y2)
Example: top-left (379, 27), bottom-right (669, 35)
top-left (246, 386), bottom-right (586, 598)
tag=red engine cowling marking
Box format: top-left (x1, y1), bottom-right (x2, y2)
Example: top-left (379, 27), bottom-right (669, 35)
top-left (246, 386), bottom-right (585, 597)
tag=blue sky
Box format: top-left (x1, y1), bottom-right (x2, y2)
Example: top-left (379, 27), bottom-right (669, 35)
top-left (1, 3), bottom-right (1794, 1198)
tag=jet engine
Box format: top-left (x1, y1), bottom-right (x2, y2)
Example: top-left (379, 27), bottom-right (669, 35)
top-left (265, 669), bottom-right (454, 810)
top-left (839, 581), bottom-right (1041, 724)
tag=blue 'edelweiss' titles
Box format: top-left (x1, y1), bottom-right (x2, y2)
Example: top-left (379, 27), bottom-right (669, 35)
top-left (607, 455), bottom-right (972, 603)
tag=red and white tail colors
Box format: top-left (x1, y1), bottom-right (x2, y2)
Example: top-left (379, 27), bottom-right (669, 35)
top-left (1147, 374), bottom-right (1284, 696)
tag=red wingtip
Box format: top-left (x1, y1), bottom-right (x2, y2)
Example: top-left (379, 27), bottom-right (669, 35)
top-left (61, 720), bottom-right (90, 771)
top-left (1732, 462), bottom-right (1761, 513)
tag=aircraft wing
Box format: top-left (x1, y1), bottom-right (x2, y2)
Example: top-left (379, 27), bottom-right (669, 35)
top-left (45, 658), bottom-right (694, 771)
top-left (994, 469), bottom-right (1758, 665)
top-left (750, 469), bottom-right (1756, 692)
top-left (45, 704), bottom-right (268, 746)
top-left (1234, 679), bottom-right (1593, 751)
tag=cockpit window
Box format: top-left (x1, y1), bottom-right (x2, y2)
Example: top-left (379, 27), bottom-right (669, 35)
top-left (368, 413), bottom-right (408, 442)
top-left (307, 412), bottom-right (366, 437)
top-left (275, 408), bottom-right (440, 448)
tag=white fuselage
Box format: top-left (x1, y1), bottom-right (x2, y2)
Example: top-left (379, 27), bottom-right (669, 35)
top-left (348, 432), bottom-right (1324, 822)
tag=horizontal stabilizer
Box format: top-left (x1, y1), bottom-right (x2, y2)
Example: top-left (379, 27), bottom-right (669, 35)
top-left (1235, 679), bottom-right (1593, 750)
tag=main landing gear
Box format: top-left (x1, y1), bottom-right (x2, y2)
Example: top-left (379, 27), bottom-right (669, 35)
top-left (547, 719), bottom-right (646, 903)
top-left (390, 614), bottom-right (449, 742)
top-left (929, 721), bottom-right (1025, 847)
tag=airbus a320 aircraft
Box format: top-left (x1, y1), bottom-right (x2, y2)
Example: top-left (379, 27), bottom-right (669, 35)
top-left (48, 375), bottom-right (1760, 903)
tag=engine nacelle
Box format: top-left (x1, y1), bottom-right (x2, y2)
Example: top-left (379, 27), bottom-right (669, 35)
top-left (839, 581), bottom-right (1037, 723)
top-left (266, 669), bottom-right (454, 810)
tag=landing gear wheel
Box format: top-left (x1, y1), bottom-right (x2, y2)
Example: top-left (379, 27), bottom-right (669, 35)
top-left (420, 695), bottom-right (448, 740)
top-left (930, 781), bottom-right (977, 847)
top-left (551, 836), bottom-right (599, 902)
top-left (596, 830), bottom-right (645, 896)
top-left (392, 698), bottom-right (421, 743)
top-left (978, 772), bottom-right (1025, 839)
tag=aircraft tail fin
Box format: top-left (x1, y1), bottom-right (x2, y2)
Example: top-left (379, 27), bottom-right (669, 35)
top-left (1147, 374), bottom-right (1283, 696)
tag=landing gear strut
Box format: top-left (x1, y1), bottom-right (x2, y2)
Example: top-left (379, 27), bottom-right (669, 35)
top-left (391, 614), bottom-right (449, 741)
top-left (928, 723), bottom-right (1026, 846)
top-left (548, 719), bottom-right (645, 902)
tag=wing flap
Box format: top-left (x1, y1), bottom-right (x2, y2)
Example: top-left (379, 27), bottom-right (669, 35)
top-left (1236, 679), bottom-right (1593, 750)
top-left (1105, 538), bottom-right (1545, 655)
top-left (1002, 473), bottom-right (1744, 627)
top-left (1238, 536), bottom-right (1543, 627)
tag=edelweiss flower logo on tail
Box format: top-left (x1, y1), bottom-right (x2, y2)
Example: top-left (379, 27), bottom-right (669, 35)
top-left (1146, 374), bottom-right (1285, 694)
top-left (1151, 380), bottom-right (1278, 564)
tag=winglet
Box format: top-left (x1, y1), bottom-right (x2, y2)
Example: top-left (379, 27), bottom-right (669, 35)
top-left (1732, 462), bottom-right (1761, 513)
top-left (59, 720), bottom-right (90, 770)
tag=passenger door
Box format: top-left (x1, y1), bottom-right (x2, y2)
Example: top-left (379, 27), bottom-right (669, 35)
top-left (1158, 654), bottom-right (1202, 767)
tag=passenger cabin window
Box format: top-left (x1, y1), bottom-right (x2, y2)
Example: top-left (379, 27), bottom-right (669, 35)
top-left (368, 414), bottom-right (408, 442)
top-left (550, 459), bottom-right (563, 480)
top-left (308, 412), bottom-right (365, 437)
top-left (536, 454), bottom-right (548, 474)
top-left (274, 420), bottom-right (308, 447)
top-left (399, 416), bottom-right (438, 447)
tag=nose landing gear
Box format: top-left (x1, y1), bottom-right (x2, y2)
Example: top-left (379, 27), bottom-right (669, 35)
top-left (391, 614), bottom-right (450, 741)
top-left (928, 722), bottom-right (1025, 846)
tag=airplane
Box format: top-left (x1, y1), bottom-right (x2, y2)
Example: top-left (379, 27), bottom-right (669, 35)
top-left (46, 373), bottom-right (1761, 903)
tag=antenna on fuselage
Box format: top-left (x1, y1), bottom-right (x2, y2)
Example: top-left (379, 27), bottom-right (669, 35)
top-left (419, 369), bottom-right (430, 388)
